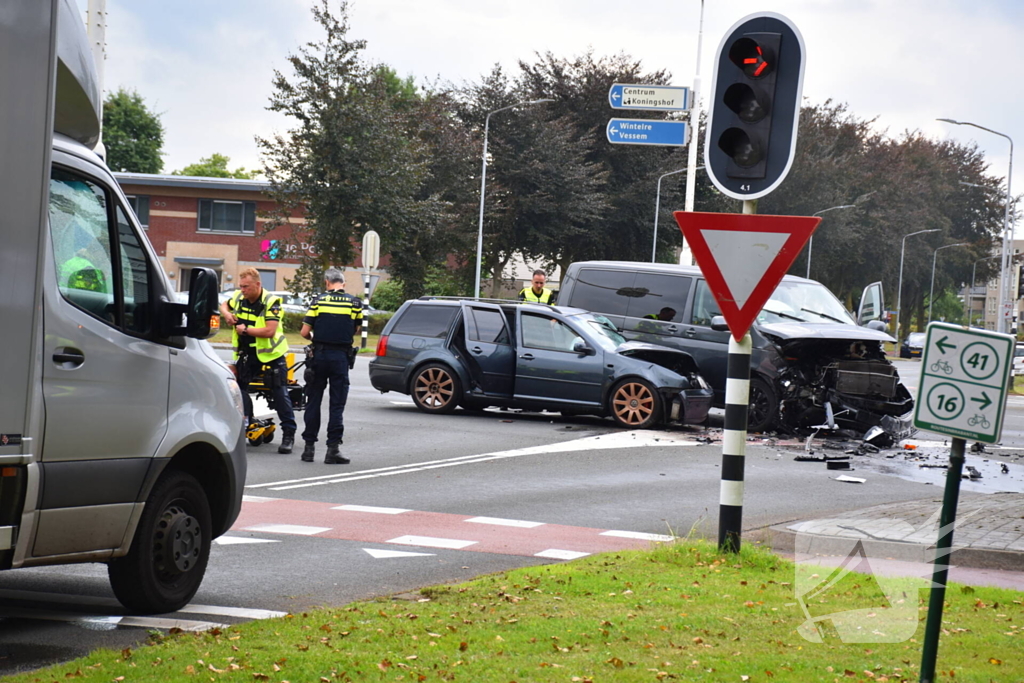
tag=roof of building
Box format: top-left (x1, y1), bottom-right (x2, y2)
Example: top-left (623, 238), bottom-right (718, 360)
top-left (112, 172), bottom-right (272, 193)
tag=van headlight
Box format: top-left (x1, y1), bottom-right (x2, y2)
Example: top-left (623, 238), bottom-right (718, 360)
top-left (226, 379), bottom-right (245, 418)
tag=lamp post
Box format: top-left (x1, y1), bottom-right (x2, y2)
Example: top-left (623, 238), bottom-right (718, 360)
top-left (967, 254), bottom-right (1002, 326)
top-left (896, 228), bottom-right (941, 340)
top-left (805, 204), bottom-right (856, 278)
top-left (679, 0), bottom-right (706, 266)
top-left (474, 98), bottom-right (554, 299)
top-left (929, 243), bottom-right (967, 324)
top-left (653, 166), bottom-right (703, 262)
top-left (938, 119), bottom-right (1014, 332)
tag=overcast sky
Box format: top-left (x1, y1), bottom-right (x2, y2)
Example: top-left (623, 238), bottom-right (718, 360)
top-left (93, 0), bottom-right (1020, 202)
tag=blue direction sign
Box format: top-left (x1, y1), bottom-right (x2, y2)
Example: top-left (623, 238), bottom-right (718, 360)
top-left (609, 83), bottom-right (690, 112)
top-left (606, 118), bottom-right (688, 147)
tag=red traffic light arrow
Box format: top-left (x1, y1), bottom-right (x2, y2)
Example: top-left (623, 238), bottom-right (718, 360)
top-left (674, 211), bottom-right (820, 341)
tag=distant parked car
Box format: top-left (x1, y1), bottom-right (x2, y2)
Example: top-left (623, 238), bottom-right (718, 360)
top-left (369, 298), bottom-right (714, 429)
top-left (900, 332), bottom-right (926, 359)
top-left (1013, 344), bottom-right (1024, 376)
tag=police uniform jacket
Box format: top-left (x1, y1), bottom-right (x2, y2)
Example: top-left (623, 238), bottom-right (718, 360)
top-left (304, 290), bottom-right (363, 346)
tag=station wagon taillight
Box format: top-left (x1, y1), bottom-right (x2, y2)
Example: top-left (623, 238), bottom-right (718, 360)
top-left (376, 335), bottom-right (389, 357)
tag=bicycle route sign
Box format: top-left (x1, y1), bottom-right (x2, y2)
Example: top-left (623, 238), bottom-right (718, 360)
top-left (913, 322), bottom-right (1014, 443)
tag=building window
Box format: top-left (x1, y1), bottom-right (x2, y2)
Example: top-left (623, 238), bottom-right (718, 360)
top-left (198, 199), bottom-right (256, 233)
top-left (126, 195), bottom-right (150, 228)
top-left (258, 269), bottom-right (277, 290)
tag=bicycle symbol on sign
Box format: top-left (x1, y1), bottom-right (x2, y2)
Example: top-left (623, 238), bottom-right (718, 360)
top-left (930, 359), bottom-right (953, 375)
top-left (967, 413), bottom-right (991, 429)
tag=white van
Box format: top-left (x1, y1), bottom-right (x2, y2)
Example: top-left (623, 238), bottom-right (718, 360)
top-left (0, 0), bottom-right (246, 613)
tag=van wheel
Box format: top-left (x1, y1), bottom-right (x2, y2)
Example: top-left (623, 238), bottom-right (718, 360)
top-left (108, 471), bottom-right (212, 614)
top-left (411, 364), bottom-right (461, 414)
top-left (609, 379), bottom-right (662, 429)
top-left (747, 378), bottom-right (779, 433)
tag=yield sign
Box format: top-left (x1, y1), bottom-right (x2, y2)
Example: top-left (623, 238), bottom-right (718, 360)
top-left (673, 211), bottom-right (820, 341)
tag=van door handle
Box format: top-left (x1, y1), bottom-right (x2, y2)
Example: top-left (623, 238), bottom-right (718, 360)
top-left (471, 346), bottom-right (483, 354)
top-left (665, 325), bottom-right (678, 332)
top-left (53, 348), bottom-right (85, 366)
top-left (520, 353), bottom-right (535, 361)
top-left (683, 328), bottom-right (697, 338)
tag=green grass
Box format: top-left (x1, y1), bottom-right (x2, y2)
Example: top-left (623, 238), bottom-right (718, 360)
top-left (7, 541), bottom-right (1021, 682)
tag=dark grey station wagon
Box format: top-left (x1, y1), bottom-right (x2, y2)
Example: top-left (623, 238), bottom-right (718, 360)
top-left (368, 299), bottom-right (713, 429)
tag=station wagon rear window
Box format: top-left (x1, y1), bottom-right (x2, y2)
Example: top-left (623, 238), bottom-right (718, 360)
top-left (392, 305), bottom-right (458, 338)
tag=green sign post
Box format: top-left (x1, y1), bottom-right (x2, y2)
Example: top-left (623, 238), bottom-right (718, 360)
top-left (913, 322), bottom-right (1013, 682)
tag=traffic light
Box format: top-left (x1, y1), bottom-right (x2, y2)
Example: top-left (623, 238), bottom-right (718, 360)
top-left (705, 13), bottom-right (805, 201)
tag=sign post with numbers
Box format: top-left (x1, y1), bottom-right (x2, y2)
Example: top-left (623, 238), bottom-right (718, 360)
top-left (914, 322), bottom-right (1013, 683)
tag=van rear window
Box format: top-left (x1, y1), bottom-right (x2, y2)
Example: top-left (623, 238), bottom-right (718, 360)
top-left (392, 305), bottom-right (457, 338)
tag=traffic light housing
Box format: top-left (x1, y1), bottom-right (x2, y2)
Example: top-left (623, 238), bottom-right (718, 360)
top-left (705, 13), bottom-right (805, 201)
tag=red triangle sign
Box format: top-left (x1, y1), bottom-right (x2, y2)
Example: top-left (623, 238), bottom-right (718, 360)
top-left (674, 211), bottom-right (821, 341)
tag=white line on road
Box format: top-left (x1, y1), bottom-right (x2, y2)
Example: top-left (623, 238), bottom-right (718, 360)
top-left (600, 530), bottom-right (674, 542)
top-left (214, 536), bottom-right (281, 545)
top-left (464, 516), bottom-right (545, 528)
top-left (363, 548), bottom-right (436, 559)
top-left (246, 430), bottom-right (699, 492)
top-left (179, 604), bottom-right (288, 620)
top-left (535, 549), bottom-right (590, 560)
top-left (387, 535), bottom-right (478, 550)
top-left (332, 504), bottom-right (411, 514)
top-left (243, 523), bottom-right (332, 536)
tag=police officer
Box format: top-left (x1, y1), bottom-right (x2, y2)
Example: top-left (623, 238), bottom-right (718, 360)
top-left (299, 267), bottom-right (363, 464)
top-left (518, 269), bottom-right (557, 304)
top-left (220, 268), bottom-right (297, 454)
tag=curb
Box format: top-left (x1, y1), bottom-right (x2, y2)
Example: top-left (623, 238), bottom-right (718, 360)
top-left (749, 524), bottom-right (1022, 572)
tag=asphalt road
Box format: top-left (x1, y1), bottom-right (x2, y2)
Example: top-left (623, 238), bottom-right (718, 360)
top-left (1, 352), bottom-right (1021, 675)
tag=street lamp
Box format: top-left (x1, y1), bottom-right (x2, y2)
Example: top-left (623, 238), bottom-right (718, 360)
top-left (896, 228), bottom-right (941, 340)
top-left (804, 204), bottom-right (856, 278)
top-left (938, 118), bottom-right (1014, 332)
top-left (929, 243), bottom-right (967, 324)
top-left (653, 166), bottom-right (703, 262)
top-left (966, 254), bottom-right (1002, 326)
top-left (474, 98), bottom-right (554, 299)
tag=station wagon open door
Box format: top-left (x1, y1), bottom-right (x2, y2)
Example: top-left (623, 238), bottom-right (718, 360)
top-left (457, 302), bottom-right (514, 398)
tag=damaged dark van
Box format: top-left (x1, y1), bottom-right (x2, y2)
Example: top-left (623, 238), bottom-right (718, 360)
top-left (558, 261), bottom-right (914, 440)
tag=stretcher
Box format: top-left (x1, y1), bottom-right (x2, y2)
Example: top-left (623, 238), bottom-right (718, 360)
top-left (241, 350), bottom-right (308, 446)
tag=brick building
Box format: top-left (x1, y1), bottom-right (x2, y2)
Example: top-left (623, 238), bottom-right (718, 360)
top-left (113, 172), bottom-right (378, 297)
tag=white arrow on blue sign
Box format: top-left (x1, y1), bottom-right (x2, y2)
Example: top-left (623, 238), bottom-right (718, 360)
top-left (608, 83), bottom-right (690, 112)
top-left (606, 118), bottom-right (688, 147)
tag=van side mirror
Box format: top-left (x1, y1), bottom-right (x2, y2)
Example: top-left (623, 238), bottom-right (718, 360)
top-left (710, 315), bottom-right (730, 332)
top-left (186, 267), bottom-right (220, 339)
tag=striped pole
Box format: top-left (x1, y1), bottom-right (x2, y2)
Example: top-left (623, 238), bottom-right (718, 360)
top-left (719, 331), bottom-right (751, 553)
top-left (361, 272), bottom-right (370, 349)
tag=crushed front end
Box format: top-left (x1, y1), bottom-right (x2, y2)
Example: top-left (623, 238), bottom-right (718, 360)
top-left (772, 338), bottom-right (915, 442)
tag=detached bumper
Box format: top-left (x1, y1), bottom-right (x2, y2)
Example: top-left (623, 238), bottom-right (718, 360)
top-left (668, 387), bottom-right (714, 426)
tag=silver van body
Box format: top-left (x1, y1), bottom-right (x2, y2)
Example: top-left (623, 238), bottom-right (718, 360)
top-left (0, 0), bottom-right (245, 613)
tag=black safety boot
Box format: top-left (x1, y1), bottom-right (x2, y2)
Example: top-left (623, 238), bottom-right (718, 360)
top-left (300, 442), bottom-right (315, 462)
top-left (278, 433), bottom-right (295, 454)
top-left (324, 443), bottom-right (349, 465)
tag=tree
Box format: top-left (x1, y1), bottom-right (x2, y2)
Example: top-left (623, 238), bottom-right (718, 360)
top-left (173, 153), bottom-right (258, 179)
top-left (102, 87), bottom-right (164, 173)
top-left (258, 1), bottom-right (447, 299)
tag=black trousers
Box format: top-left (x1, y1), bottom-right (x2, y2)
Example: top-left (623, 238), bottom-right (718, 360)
top-left (238, 354), bottom-right (297, 435)
top-left (301, 347), bottom-right (350, 446)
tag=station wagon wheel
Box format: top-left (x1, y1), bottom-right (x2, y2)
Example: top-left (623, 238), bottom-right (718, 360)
top-left (747, 377), bottom-right (779, 434)
top-left (411, 363), bottom-right (461, 415)
top-left (609, 378), bottom-right (662, 429)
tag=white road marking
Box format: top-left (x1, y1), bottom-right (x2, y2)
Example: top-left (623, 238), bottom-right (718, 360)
top-left (535, 549), bottom-right (590, 560)
top-left (464, 516), bottom-right (545, 528)
top-left (387, 535), bottom-right (478, 550)
top-left (390, 400), bottom-right (415, 406)
top-left (242, 495), bottom-right (281, 503)
top-left (332, 504), bottom-right (411, 514)
top-left (179, 604), bottom-right (288, 620)
top-left (79, 615), bottom-right (228, 632)
top-left (600, 530), bottom-right (674, 542)
top-left (243, 523), bottom-right (332, 536)
top-left (364, 548), bottom-right (436, 559)
top-left (247, 430), bottom-right (699, 491)
top-left (213, 536), bottom-right (281, 545)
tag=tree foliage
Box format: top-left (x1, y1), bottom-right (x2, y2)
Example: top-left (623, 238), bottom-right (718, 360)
top-left (173, 153), bottom-right (258, 179)
top-left (102, 87), bottom-right (164, 173)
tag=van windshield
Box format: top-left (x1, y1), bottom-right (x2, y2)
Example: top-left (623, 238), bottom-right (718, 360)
top-left (758, 280), bottom-right (856, 326)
